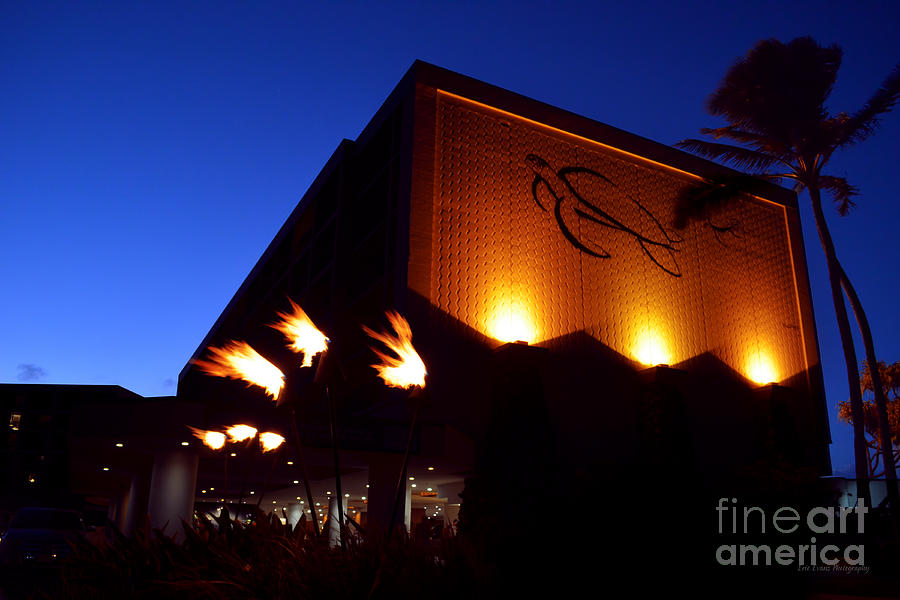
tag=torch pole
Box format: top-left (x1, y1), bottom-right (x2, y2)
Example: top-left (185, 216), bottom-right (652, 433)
top-left (223, 452), bottom-right (229, 514)
top-left (238, 439), bottom-right (255, 505)
top-left (388, 397), bottom-right (421, 539)
top-left (325, 384), bottom-right (346, 551)
top-left (290, 408), bottom-right (320, 537)
top-left (256, 445), bottom-right (282, 509)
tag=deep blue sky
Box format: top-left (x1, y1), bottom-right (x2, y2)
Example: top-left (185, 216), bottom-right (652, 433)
top-left (2, 1), bottom-right (898, 476)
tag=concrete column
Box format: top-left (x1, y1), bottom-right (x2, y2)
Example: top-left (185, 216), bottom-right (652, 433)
top-left (404, 484), bottom-right (412, 532)
top-left (118, 471), bottom-right (150, 536)
top-left (286, 502), bottom-right (303, 529)
top-left (438, 481), bottom-right (464, 532)
top-left (366, 454), bottom-right (407, 534)
top-left (147, 448), bottom-right (199, 539)
top-left (325, 497), bottom-right (341, 547)
top-left (107, 492), bottom-right (121, 530)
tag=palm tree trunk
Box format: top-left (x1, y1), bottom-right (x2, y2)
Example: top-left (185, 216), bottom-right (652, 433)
top-left (836, 261), bottom-right (899, 503)
top-left (808, 185), bottom-right (871, 507)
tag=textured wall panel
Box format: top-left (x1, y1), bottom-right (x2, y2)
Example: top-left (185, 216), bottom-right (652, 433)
top-left (430, 93), bottom-right (806, 386)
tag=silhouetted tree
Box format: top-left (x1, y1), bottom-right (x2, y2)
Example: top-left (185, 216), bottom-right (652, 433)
top-left (675, 37), bottom-right (900, 505)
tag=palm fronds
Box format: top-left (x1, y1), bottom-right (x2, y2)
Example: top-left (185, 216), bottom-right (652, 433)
top-left (706, 37), bottom-right (841, 140)
top-left (819, 175), bottom-right (859, 216)
top-left (839, 62), bottom-right (900, 147)
top-left (675, 139), bottom-right (783, 172)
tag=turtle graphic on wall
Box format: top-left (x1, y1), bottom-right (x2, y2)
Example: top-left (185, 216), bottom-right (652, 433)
top-left (525, 154), bottom-right (683, 277)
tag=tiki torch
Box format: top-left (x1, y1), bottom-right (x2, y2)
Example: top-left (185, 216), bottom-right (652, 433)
top-left (189, 427), bottom-right (228, 506)
top-left (194, 342), bottom-right (284, 511)
top-left (225, 424), bottom-right (258, 505)
top-left (193, 340), bottom-right (285, 402)
top-left (256, 431), bottom-right (286, 508)
top-left (363, 311), bottom-right (427, 537)
top-left (269, 299), bottom-right (336, 539)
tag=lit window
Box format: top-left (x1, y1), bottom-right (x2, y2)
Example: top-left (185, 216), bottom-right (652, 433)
top-left (9, 412), bottom-right (21, 431)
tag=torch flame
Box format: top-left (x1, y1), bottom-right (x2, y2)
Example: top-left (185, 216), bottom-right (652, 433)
top-left (194, 341), bottom-right (284, 400)
top-left (189, 427), bottom-right (226, 450)
top-left (270, 299), bottom-right (329, 367)
top-left (259, 431), bottom-right (285, 452)
top-left (226, 424), bottom-right (258, 443)
top-left (362, 311), bottom-right (427, 390)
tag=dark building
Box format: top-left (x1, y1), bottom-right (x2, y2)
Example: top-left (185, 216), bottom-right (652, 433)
top-left (176, 61), bottom-right (831, 535)
top-left (0, 384), bottom-right (200, 535)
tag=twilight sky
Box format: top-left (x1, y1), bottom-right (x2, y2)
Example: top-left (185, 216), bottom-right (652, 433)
top-left (2, 0), bottom-right (898, 476)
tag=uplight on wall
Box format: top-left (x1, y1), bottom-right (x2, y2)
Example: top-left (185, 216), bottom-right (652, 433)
top-left (632, 326), bottom-right (670, 366)
top-left (746, 351), bottom-right (778, 385)
top-left (486, 299), bottom-right (537, 344)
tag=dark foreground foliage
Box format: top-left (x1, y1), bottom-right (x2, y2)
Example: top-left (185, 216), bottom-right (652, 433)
top-left (47, 510), bottom-right (487, 600)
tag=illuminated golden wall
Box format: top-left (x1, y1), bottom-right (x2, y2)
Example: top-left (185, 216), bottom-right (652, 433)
top-left (426, 92), bottom-right (808, 386)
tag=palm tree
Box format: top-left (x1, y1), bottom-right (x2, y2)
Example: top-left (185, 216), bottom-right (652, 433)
top-left (674, 37), bottom-right (900, 507)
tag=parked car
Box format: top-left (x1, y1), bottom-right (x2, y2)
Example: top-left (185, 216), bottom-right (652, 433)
top-left (0, 507), bottom-right (90, 567)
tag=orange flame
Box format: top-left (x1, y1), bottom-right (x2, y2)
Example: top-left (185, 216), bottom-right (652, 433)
top-left (194, 341), bottom-right (284, 400)
top-left (226, 424), bottom-right (258, 443)
top-left (270, 299), bottom-right (329, 367)
top-left (259, 431), bottom-right (285, 452)
top-left (189, 427), bottom-right (226, 450)
top-left (362, 312), bottom-right (427, 389)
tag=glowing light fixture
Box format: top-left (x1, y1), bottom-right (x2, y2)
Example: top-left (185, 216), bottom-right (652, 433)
top-left (746, 351), bottom-right (778, 385)
top-left (487, 300), bottom-right (536, 344)
top-left (632, 327), bottom-right (670, 366)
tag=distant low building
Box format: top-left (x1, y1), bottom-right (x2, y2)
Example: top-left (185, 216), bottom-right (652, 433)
top-left (0, 384), bottom-right (200, 535)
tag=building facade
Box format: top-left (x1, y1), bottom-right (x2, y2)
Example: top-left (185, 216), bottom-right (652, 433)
top-left (177, 62), bottom-right (831, 532)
